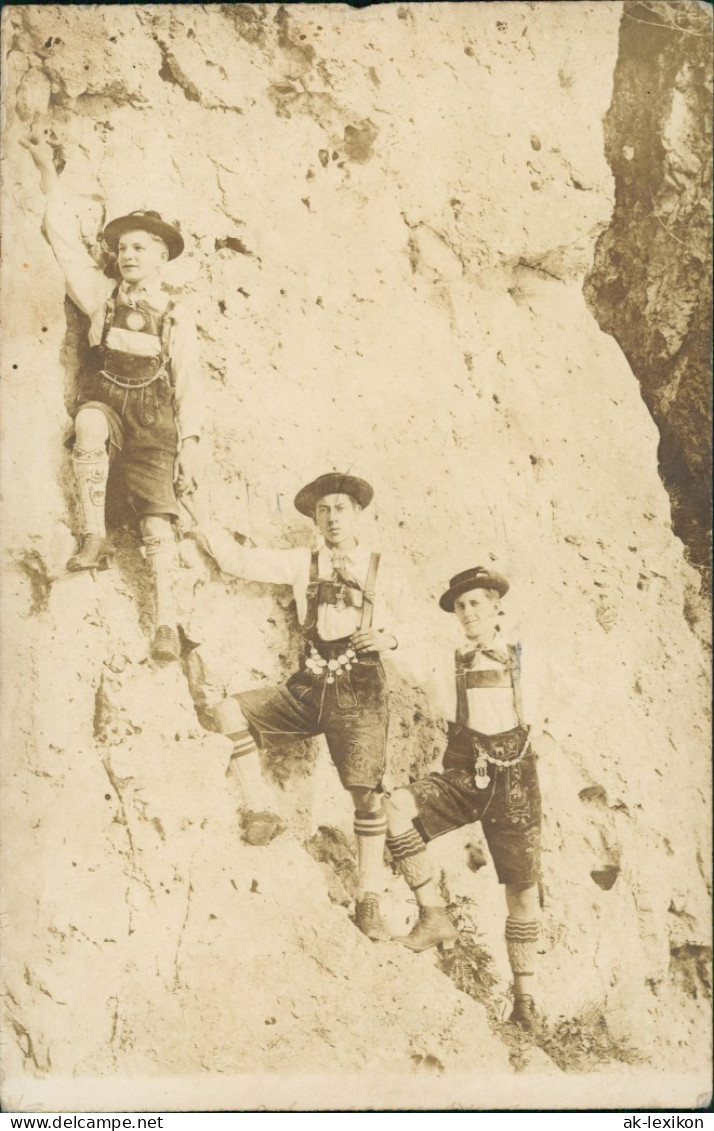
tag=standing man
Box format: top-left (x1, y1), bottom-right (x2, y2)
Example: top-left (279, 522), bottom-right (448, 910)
top-left (23, 132), bottom-right (202, 662)
top-left (384, 567), bottom-right (548, 1030)
top-left (192, 472), bottom-right (407, 941)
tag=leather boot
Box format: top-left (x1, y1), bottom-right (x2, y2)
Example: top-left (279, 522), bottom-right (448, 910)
top-left (355, 892), bottom-right (391, 941)
top-left (397, 906), bottom-right (457, 953)
top-left (508, 994), bottom-right (540, 1032)
top-left (67, 534), bottom-right (113, 572)
top-left (151, 625), bottom-right (181, 663)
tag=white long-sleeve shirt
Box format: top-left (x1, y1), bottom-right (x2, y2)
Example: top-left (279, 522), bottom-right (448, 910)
top-left (400, 635), bottom-right (562, 741)
top-left (198, 522), bottom-right (411, 646)
top-left (43, 187), bottom-right (202, 442)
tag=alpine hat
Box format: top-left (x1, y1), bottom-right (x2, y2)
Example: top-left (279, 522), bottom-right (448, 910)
top-left (294, 472), bottom-right (374, 518)
top-left (439, 566), bottom-right (509, 611)
top-left (103, 210), bottom-right (185, 261)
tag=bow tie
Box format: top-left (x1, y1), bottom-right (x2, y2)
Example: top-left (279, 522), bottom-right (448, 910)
top-left (459, 646), bottom-right (509, 667)
top-left (120, 282), bottom-right (160, 307)
top-left (330, 554), bottom-right (361, 588)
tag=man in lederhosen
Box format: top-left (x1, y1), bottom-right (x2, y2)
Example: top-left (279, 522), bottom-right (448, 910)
top-left (23, 132), bottom-right (202, 662)
top-left (384, 567), bottom-right (548, 1030)
top-left (192, 472), bottom-right (408, 941)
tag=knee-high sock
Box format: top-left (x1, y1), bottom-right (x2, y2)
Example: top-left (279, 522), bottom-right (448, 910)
top-left (143, 536), bottom-right (177, 629)
top-left (354, 810), bottom-right (387, 898)
top-left (386, 828), bottom-right (437, 897)
top-left (72, 447), bottom-right (108, 536)
top-left (505, 917), bottom-right (540, 991)
top-left (227, 730), bottom-right (272, 812)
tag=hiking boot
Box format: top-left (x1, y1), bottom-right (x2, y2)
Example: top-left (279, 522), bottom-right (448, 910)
top-left (397, 906), bottom-right (457, 953)
top-left (67, 534), bottom-right (112, 572)
top-left (355, 892), bottom-right (391, 941)
top-left (238, 808), bottom-right (285, 847)
top-left (151, 625), bottom-right (181, 663)
top-left (508, 994), bottom-right (540, 1033)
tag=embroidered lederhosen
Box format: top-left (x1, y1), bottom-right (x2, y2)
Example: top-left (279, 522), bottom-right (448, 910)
top-left (443, 646), bottom-right (539, 828)
top-left (285, 550), bottom-right (383, 710)
top-left (236, 549), bottom-right (389, 787)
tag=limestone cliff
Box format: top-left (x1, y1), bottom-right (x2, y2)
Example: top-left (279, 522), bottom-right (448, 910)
top-left (586, 0), bottom-right (713, 583)
top-left (1, 2), bottom-right (710, 1110)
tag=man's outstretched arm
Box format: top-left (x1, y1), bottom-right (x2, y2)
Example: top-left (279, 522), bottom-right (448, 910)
top-left (191, 521), bottom-right (305, 588)
top-left (22, 131), bottom-right (112, 319)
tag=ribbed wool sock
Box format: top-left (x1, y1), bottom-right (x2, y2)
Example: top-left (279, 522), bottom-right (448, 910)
top-left (354, 810), bottom-right (388, 897)
top-left (72, 447), bottom-right (108, 536)
top-left (143, 536), bottom-right (177, 628)
top-left (386, 827), bottom-right (435, 892)
top-left (226, 734), bottom-right (271, 812)
top-left (505, 917), bottom-right (540, 978)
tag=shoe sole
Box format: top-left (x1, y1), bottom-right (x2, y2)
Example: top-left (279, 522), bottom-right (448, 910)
top-left (397, 936), bottom-right (457, 954)
top-left (67, 554), bottom-right (113, 573)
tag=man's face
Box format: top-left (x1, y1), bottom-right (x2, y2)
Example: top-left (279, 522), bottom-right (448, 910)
top-left (453, 588), bottom-right (500, 642)
top-left (117, 230), bottom-right (168, 286)
top-left (314, 494), bottom-right (361, 547)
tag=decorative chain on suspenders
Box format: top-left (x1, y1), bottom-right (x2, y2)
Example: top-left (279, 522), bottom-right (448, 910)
top-left (303, 551), bottom-right (381, 682)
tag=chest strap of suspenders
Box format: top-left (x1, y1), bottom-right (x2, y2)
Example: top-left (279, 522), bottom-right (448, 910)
top-left (455, 651), bottom-right (470, 726)
top-left (304, 550), bottom-right (381, 637)
top-left (508, 643), bottom-right (526, 728)
top-left (100, 288), bottom-right (175, 387)
top-left (303, 550), bottom-right (321, 636)
top-left (454, 643), bottom-right (526, 729)
top-left (359, 552), bottom-right (380, 632)
top-left (100, 286), bottom-right (119, 349)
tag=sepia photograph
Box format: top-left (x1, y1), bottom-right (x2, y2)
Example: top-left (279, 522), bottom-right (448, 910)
top-left (0, 0), bottom-right (711, 1115)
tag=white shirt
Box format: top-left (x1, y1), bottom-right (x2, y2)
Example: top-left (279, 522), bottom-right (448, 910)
top-left (198, 522), bottom-right (410, 645)
top-left (43, 187), bottom-right (202, 442)
top-left (401, 634), bottom-right (560, 740)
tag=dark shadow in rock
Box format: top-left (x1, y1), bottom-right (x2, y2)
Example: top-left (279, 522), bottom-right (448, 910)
top-left (306, 825), bottom-right (358, 903)
top-left (578, 784), bottom-right (608, 806)
top-left (590, 865), bottom-right (620, 891)
top-left (669, 944), bottom-right (712, 1001)
top-left (10, 550), bottom-right (53, 615)
top-left (464, 839), bottom-right (488, 873)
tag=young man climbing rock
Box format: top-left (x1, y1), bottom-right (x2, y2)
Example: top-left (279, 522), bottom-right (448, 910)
top-left (23, 131), bottom-right (202, 662)
top-left (385, 566), bottom-right (553, 1031)
top-left (191, 472), bottom-right (409, 942)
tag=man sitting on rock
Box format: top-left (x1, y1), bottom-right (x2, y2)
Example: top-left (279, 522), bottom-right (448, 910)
top-left (384, 566), bottom-right (550, 1031)
top-left (23, 131), bottom-right (202, 663)
top-left (191, 472), bottom-right (408, 941)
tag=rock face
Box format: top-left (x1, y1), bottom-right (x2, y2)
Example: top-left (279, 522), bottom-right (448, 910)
top-left (1, 2), bottom-right (710, 1110)
top-left (585, 0), bottom-right (713, 581)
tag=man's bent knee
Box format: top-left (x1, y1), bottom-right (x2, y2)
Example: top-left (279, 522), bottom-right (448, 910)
top-left (349, 786), bottom-right (382, 814)
top-left (212, 696), bottom-right (250, 737)
top-left (75, 407), bottom-right (109, 449)
top-left (141, 514), bottom-right (174, 540)
top-left (383, 787), bottom-right (419, 830)
top-left (505, 882), bottom-right (538, 917)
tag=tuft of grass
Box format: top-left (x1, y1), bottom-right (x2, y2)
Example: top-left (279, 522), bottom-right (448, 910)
top-left (435, 895), bottom-right (501, 1019)
top-left (538, 1002), bottom-right (644, 1074)
top-left (433, 891), bottom-right (645, 1074)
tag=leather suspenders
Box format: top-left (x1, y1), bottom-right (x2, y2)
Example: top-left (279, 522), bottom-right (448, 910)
top-left (359, 552), bottom-right (380, 631)
top-left (454, 643), bottom-right (526, 728)
top-left (304, 550), bottom-right (381, 637)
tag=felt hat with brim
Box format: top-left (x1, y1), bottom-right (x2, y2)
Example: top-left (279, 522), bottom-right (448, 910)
top-left (102, 210), bottom-right (184, 260)
top-left (294, 472), bottom-right (374, 517)
top-left (439, 566), bottom-right (509, 611)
